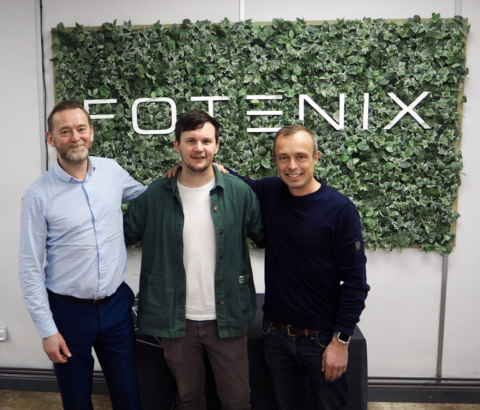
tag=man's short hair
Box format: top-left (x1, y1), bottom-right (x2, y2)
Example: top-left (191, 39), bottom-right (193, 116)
top-left (47, 100), bottom-right (92, 133)
top-left (175, 110), bottom-right (220, 143)
top-left (273, 125), bottom-right (319, 157)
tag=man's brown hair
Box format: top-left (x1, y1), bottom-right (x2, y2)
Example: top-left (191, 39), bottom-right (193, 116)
top-left (175, 110), bottom-right (220, 143)
top-left (47, 101), bottom-right (92, 133)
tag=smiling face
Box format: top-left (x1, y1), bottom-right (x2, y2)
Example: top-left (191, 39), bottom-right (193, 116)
top-left (174, 121), bottom-right (220, 174)
top-left (47, 108), bottom-right (94, 164)
top-left (273, 131), bottom-right (321, 196)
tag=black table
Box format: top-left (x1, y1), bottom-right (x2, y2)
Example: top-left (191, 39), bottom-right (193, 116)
top-left (135, 294), bottom-right (368, 410)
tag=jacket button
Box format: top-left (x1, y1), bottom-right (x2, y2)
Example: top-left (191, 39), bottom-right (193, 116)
top-left (219, 253), bottom-right (224, 259)
top-left (218, 277), bottom-right (223, 284)
top-left (219, 301), bottom-right (225, 306)
top-left (219, 229), bottom-right (224, 234)
top-left (213, 206), bottom-right (219, 212)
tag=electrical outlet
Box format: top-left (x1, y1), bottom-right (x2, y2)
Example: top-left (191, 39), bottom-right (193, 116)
top-left (0, 325), bottom-right (8, 341)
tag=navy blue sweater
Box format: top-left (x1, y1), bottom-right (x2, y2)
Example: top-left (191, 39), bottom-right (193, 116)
top-left (230, 172), bottom-right (369, 336)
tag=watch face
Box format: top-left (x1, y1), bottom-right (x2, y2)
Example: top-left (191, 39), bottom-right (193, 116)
top-left (338, 333), bottom-right (351, 343)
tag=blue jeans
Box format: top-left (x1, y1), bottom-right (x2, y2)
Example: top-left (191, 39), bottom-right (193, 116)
top-left (262, 316), bottom-right (348, 410)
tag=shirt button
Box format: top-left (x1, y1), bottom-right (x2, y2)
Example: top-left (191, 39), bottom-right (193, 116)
top-left (219, 253), bottom-right (224, 259)
top-left (213, 206), bottom-right (219, 212)
top-left (95, 224), bottom-right (98, 228)
top-left (219, 301), bottom-right (225, 306)
top-left (219, 229), bottom-right (224, 234)
top-left (218, 278), bottom-right (223, 284)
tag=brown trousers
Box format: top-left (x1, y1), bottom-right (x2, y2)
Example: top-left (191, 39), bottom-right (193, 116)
top-left (161, 320), bottom-right (251, 410)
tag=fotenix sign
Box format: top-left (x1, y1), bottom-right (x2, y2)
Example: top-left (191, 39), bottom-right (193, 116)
top-left (84, 92), bottom-right (431, 135)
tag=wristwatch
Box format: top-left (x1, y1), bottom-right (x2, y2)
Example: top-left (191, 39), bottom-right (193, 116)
top-left (333, 331), bottom-right (351, 345)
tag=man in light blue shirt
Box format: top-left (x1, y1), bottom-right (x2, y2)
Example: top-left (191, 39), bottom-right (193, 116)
top-left (19, 100), bottom-right (145, 409)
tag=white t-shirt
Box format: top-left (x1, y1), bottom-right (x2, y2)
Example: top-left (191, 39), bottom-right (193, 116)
top-left (178, 178), bottom-right (217, 320)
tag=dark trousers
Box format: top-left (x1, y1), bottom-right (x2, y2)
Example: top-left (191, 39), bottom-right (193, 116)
top-left (161, 320), bottom-right (251, 410)
top-left (262, 316), bottom-right (348, 410)
top-left (48, 283), bottom-right (141, 410)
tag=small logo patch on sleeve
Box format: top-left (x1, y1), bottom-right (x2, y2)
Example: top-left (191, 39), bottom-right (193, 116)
top-left (355, 241), bottom-right (362, 252)
top-left (239, 276), bottom-right (244, 283)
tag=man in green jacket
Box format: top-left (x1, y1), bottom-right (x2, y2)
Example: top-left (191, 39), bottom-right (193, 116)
top-left (124, 110), bottom-right (264, 410)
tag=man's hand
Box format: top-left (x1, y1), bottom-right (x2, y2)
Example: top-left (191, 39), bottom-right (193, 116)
top-left (212, 162), bottom-right (229, 174)
top-left (163, 162), bottom-right (182, 178)
top-left (322, 336), bottom-right (348, 381)
top-left (42, 332), bottom-right (71, 363)
top-left (162, 162), bottom-right (229, 179)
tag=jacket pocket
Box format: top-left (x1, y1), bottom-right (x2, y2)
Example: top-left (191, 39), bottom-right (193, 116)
top-left (138, 270), bottom-right (164, 319)
top-left (238, 273), bottom-right (252, 317)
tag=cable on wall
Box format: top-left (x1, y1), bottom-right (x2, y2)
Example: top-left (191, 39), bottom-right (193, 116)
top-left (455, 0), bottom-right (462, 16)
top-left (39, 0), bottom-right (48, 171)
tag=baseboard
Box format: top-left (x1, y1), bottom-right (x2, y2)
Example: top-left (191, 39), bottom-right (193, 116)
top-left (368, 377), bottom-right (480, 403)
top-left (0, 368), bottom-right (109, 395)
top-left (1, 369), bottom-right (480, 404)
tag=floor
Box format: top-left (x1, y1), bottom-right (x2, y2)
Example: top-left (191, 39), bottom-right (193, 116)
top-left (0, 391), bottom-right (479, 410)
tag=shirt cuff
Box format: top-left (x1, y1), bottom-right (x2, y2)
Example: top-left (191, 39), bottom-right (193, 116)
top-left (36, 318), bottom-right (59, 339)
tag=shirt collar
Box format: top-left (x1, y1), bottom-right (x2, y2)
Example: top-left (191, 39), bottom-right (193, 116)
top-left (166, 164), bottom-right (226, 193)
top-left (53, 157), bottom-right (94, 183)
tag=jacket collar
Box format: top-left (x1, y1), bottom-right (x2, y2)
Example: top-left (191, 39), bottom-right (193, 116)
top-left (165, 165), bottom-right (226, 193)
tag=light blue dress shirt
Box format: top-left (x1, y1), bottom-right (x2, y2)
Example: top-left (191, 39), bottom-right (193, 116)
top-left (19, 157), bottom-right (146, 338)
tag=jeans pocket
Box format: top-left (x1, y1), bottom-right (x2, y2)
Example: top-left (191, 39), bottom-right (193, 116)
top-left (315, 332), bottom-right (333, 349)
top-left (262, 317), bottom-right (272, 335)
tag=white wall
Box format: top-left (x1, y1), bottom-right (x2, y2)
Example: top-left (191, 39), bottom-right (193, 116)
top-left (1, 0), bottom-right (479, 379)
top-left (0, 0), bottom-right (49, 369)
top-left (442, 0), bottom-right (480, 379)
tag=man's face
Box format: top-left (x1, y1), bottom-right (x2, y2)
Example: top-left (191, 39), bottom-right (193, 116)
top-left (273, 131), bottom-right (321, 196)
top-left (174, 122), bottom-right (220, 174)
top-left (47, 108), bottom-right (93, 164)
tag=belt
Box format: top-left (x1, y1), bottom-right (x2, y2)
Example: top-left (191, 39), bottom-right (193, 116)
top-left (270, 321), bottom-right (328, 337)
top-left (47, 282), bottom-right (125, 305)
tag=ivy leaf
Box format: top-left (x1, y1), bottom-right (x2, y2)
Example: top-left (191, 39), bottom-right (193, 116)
top-left (102, 22), bottom-right (115, 31)
top-left (347, 158), bottom-right (360, 170)
top-left (357, 141), bottom-right (370, 151)
top-left (261, 157), bottom-right (271, 169)
top-left (196, 76), bottom-right (206, 87)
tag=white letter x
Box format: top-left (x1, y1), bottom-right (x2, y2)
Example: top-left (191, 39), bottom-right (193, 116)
top-left (383, 92), bottom-right (431, 130)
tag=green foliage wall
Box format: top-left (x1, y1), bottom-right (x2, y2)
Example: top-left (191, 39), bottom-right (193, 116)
top-left (51, 14), bottom-right (469, 255)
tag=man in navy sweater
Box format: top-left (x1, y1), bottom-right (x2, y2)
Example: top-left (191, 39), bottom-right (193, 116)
top-left (232, 125), bottom-right (369, 410)
top-left (168, 124), bottom-right (369, 409)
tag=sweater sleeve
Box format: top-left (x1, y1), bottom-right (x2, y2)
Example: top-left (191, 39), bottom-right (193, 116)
top-left (225, 168), bottom-right (262, 194)
top-left (332, 203), bottom-right (370, 336)
top-left (244, 186), bottom-right (265, 249)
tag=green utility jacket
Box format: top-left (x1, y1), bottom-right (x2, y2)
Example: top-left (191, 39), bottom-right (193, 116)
top-left (124, 167), bottom-right (265, 338)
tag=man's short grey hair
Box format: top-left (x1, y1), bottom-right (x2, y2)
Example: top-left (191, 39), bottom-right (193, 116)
top-left (273, 125), bottom-right (319, 157)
